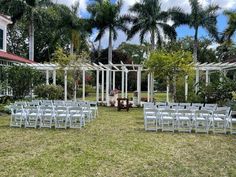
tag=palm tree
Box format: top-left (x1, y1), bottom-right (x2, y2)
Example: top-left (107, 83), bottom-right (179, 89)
top-left (170, 0), bottom-right (219, 62)
top-left (128, 0), bottom-right (177, 51)
top-left (87, 0), bottom-right (103, 54)
top-left (224, 10), bottom-right (236, 43)
top-left (0, 0), bottom-right (53, 61)
top-left (87, 0), bottom-right (129, 64)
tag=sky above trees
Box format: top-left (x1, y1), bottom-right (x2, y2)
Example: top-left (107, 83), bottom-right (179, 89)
top-left (54, 0), bottom-right (236, 48)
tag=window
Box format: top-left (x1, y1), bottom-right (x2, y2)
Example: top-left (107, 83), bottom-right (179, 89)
top-left (0, 29), bottom-right (3, 50)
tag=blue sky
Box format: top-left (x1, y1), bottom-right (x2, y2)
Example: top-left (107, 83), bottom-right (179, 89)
top-left (56, 0), bottom-right (236, 48)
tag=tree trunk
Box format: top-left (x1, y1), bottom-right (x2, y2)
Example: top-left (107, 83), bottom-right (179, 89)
top-left (98, 39), bottom-right (101, 57)
top-left (29, 13), bottom-right (34, 61)
top-left (74, 80), bottom-right (77, 101)
top-left (70, 39), bottom-right (74, 55)
top-left (173, 74), bottom-right (177, 102)
top-left (108, 27), bottom-right (112, 63)
top-left (193, 27), bottom-right (198, 63)
top-left (150, 28), bottom-right (155, 51)
top-left (108, 28), bottom-right (113, 91)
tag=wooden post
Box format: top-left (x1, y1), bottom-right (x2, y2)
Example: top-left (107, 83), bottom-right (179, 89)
top-left (53, 70), bottom-right (56, 85)
top-left (166, 76), bottom-right (170, 103)
top-left (122, 67), bottom-right (125, 98)
top-left (82, 69), bottom-right (85, 101)
top-left (102, 70), bottom-right (104, 103)
top-left (185, 75), bottom-right (188, 101)
top-left (46, 70), bottom-right (49, 85)
top-left (195, 69), bottom-right (199, 93)
top-left (96, 69), bottom-right (99, 102)
top-left (106, 69), bottom-right (110, 106)
top-left (64, 69), bottom-right (67, 101)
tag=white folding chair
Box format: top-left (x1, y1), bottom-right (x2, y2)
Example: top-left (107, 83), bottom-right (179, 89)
top-left (176, 109), bottom-right (193, 133)
top-left (54, 107), bottom-right (68, 129)
top-left (39, 106), bottom-right (54, 128)
top-left (211, 108), bottom-right (229, 134)
top-left (80, 103), bottom-right (93, 123)
top-left (10, 105), bottom-right (25, 128)
top-left (24, 106), bottom-right (39, 128)
top-left (68, 106), bottom-right (85, 128)
top-left (159, 109), bottom-right (176, 132)
top-left (144, 108), bottom-right (159, 131)
top-left (228, 111), bottom-right (236, 134)
top-left (194, 110), bottom-right (212, 134)
top-left (88, 101), bottom-right (98, 119)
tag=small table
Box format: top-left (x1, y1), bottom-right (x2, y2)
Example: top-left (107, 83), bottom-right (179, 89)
top-left (117, 98), bottom-right (129, 111)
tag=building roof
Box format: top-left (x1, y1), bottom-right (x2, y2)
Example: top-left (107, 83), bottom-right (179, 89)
top-left (0, 14), bottom-right (12, 24)
top-left (0, 51), bottom-right (36, 64)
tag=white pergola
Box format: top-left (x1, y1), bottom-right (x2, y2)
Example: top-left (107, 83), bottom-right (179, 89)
top-left (25, 61), bottom-right (236, 104)
top-left (26, 62), bottom-right (155, 105)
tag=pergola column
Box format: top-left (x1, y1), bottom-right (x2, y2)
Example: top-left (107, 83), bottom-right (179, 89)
top-left (147, 73), bottom-right (150, 102)
top-left (46, 70), bottom-right (49, 85)
top-left (166, 76), bottom-right (170, 103)
top-left (101, 70), bottom-right (104, 103)
top-left (137, 67), bottom-right (141, 105)
top-left (125, 71), bottom-right (128, 98)
top-left (106, 69), bottom-right (110, 106)
top-left (113, 71), bottom-right (116, 90)
top-left (96, 69), bottom-right (100, 102)
top-left (82, 69), bottom-right (85, 101)
top-left (195, 68), bottom-right (200, 93)
top-left (206, 70), bottom-right (209, 86)
top-left (64, 69), bottom-right (67, 101)
top-left (150, 72), bottom-right (154, 102)
top-left (53, 70), bottom-right (56, 85)
top-left (121, 67), bottom-right (125, 98)
top-left (185, 75), bottom-right (188, 101)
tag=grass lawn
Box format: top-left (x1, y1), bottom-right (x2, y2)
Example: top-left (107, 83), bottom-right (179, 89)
top-left (1, 107), bottom-right (236, 176)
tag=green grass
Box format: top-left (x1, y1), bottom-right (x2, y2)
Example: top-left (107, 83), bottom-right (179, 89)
top-left (0, 107), bottom-right (236, 176)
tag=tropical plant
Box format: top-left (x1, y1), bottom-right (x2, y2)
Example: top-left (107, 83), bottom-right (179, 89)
top-left (87, 0), bottom-right (129, 64)
top-left (170, 0), bottom-right (219, 62)
top-left (0, 0), bottom-right (54, 61)
top-left (52, 48), bottom-right (90, 101)
top-left (34, 84), bottom-right (63, 100)
top-left (4, 65), bottom-right (43, 99)
top-left (128, 0), bottom-right (177, 51)
top-left (146, 49), bottom-right (192, 102)
top-left (224, 10), bottom-right (236, 42)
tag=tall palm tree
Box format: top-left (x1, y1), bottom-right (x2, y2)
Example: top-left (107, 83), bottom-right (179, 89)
top-left (87, 0), bottom-right (103, 54)
top-left (87, 0), bottom-right (129, 63)
top-left (224, 10), bottom-right (236, 43)
top-left (170, 0), bottom-right (219, 62)
top-left (128, 0), bottom-right (177, 51)
top-left (0, 0), bottom-right (53, 61)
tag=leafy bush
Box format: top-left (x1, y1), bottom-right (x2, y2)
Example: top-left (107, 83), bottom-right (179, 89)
top-left (198, 78), bottom-right (236, 105)
top-left (34, 84), bottom-right (63, 100)
top-left (4, 65), bottom-right (44, 99)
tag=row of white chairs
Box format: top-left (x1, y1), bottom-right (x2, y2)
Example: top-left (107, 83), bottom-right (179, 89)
top-left (144, 103), bottom-right (236, 134)
top-left (155, 102), bottom-right (217, 111)
top-left (10, 100), bottom-right (98, 129)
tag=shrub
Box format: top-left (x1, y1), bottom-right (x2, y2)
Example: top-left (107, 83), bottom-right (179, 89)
top-left (34, 84), bottom-right (63, 100)
top-left (4, 65), bottom-right (44, 99)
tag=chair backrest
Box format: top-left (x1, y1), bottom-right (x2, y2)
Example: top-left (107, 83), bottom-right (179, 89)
top-left (168, 103), bottom-right (179, 108)
top-left (11, 105), bottom-right (24, 115)
top-left (69, 106), bottom-right (83, 114)
top-left (195, 110), bottom-right (212, 120)
top-left (203, 103), bottom-right (217, 111)
top-left (14, 101), bottom-right (27, 107)
top-left (143, 102), bottom-right (155, 110)
top-left (179, 103), bottom-right (191, 109)
top-left (213, 107), bottom-right (231, 119)
top-left (177, 109), bottom-right (193, 118)
top-left (159, 109), bottom-right (176, 117)
top-left (53, 100), bottom-right (65, 106)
